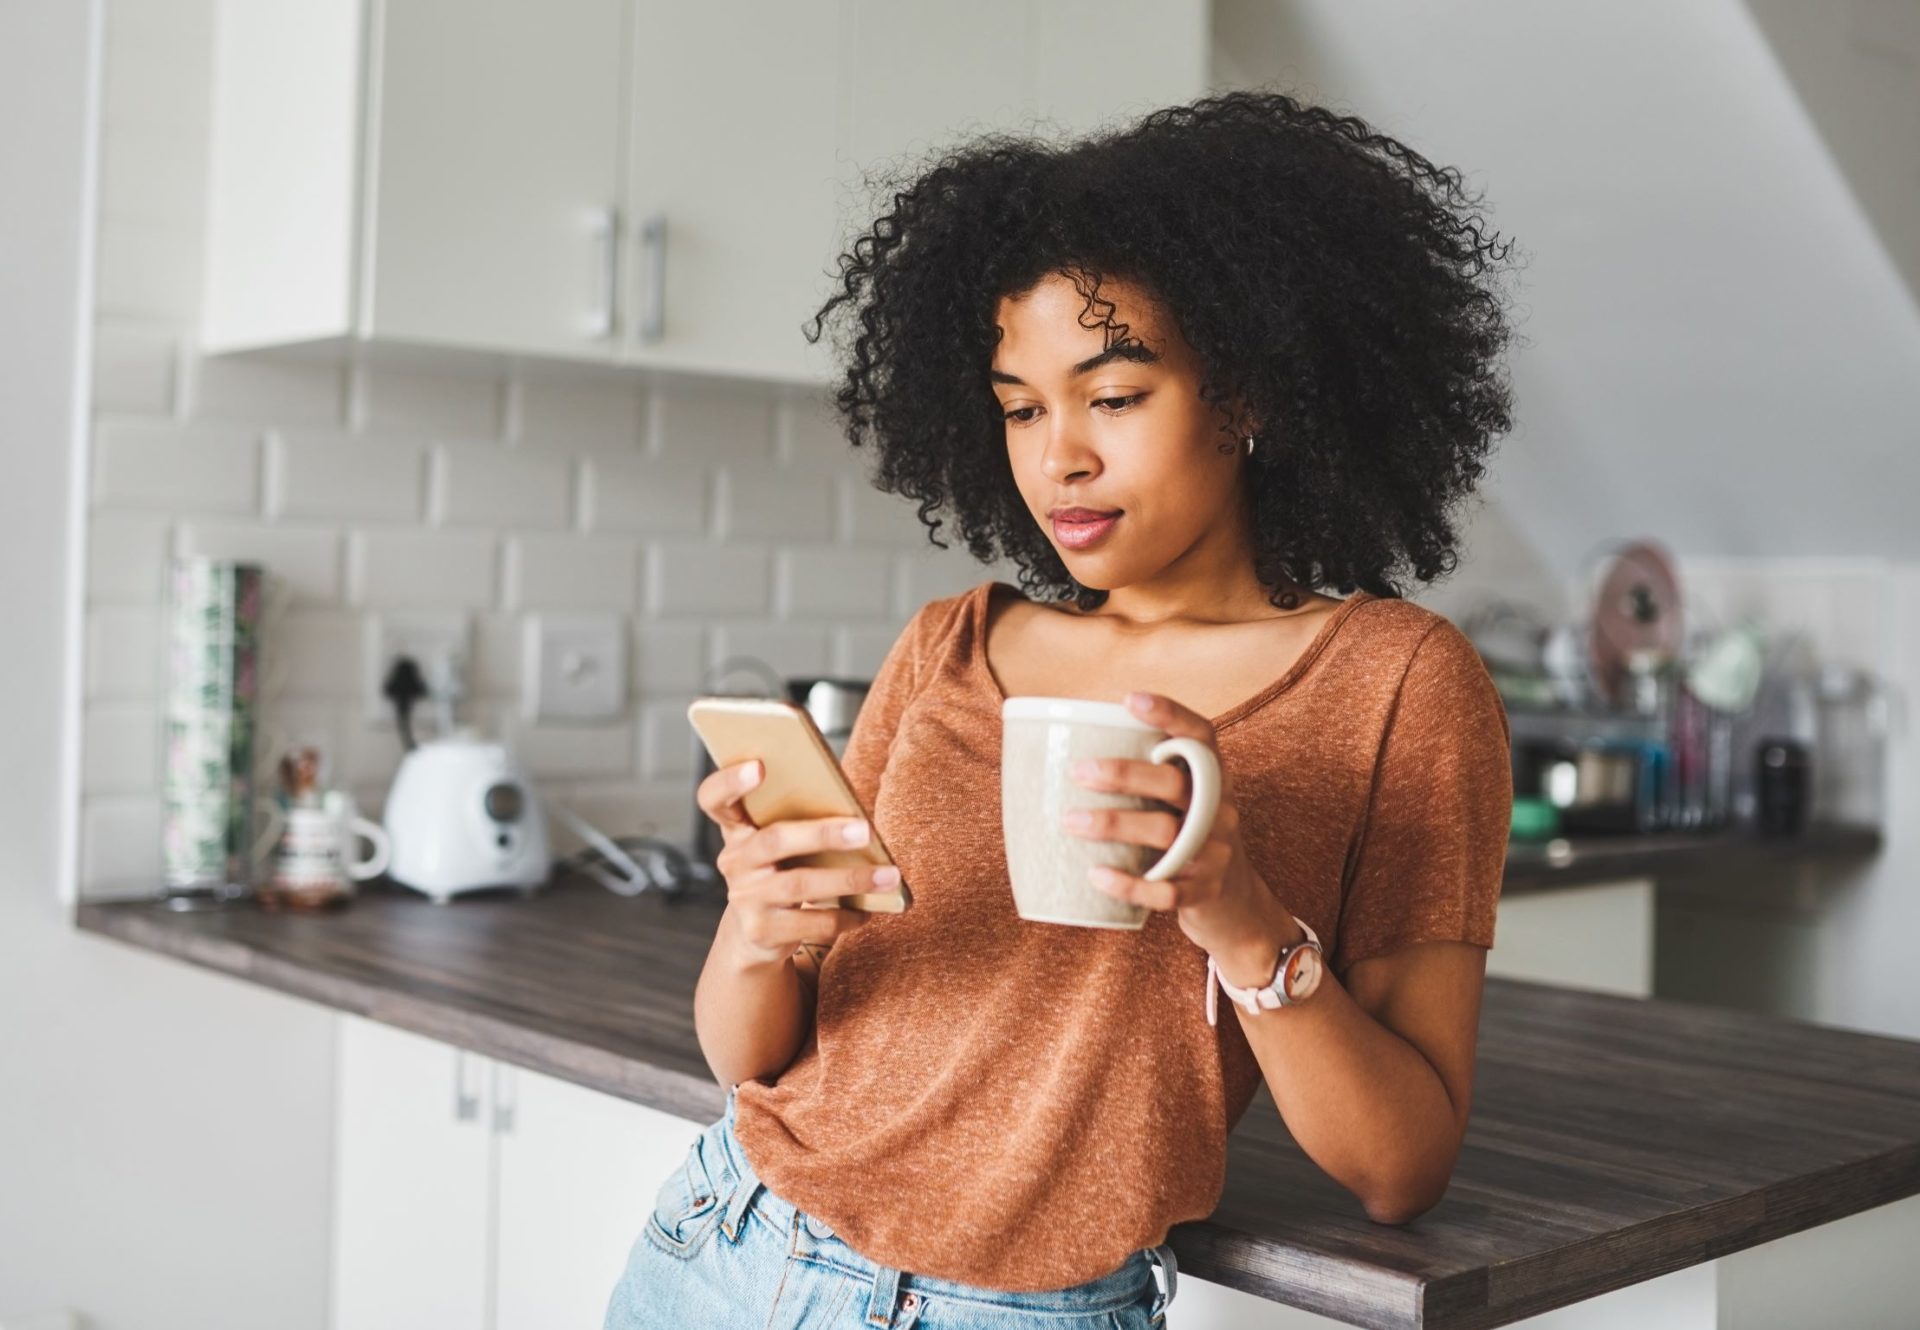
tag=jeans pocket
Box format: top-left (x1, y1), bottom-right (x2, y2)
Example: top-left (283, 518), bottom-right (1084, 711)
top-left (643, 1128), bottom-right (729, 1259)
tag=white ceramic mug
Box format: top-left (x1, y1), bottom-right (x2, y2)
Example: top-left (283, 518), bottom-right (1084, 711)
top-left (1001, 697), bottom-right (1222, 929)
top-left (254, 790), bottom-right (392, 883)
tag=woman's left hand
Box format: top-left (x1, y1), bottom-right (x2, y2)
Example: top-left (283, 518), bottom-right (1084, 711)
top-left (1064, 691), bottom-right (1291, 965)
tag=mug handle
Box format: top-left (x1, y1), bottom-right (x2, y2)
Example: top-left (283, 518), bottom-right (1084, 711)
top-left (1140, 737), bottom-right (1221, 882)
top-left (249, 796), bottom-right (286, 868)
top-left (344, 816), bottom-right (392, 881)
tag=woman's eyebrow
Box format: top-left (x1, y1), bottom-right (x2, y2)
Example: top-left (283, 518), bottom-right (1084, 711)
top-left (989, 341), bottom-right (1160, 386)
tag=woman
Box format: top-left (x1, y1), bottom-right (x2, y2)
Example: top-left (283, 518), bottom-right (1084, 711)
top-left (606, 88), bottom-right (1519, 1329)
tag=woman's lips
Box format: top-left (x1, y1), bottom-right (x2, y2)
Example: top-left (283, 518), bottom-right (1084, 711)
top-left (1052, 512), bottom-right (1121, 549)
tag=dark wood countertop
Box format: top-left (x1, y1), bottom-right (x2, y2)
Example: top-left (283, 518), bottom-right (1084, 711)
top-left (74, 869), bottom-right (1920, 1329)
top-left (1499, 818), bottom-right (1880, 892)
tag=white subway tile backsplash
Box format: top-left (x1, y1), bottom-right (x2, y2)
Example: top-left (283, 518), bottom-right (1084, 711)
top-left (349, 529), bottom-right (497, 609)
top-left (93, 418), bottom-right (260, 512)
top-left (503, 715), bottom-right (641, 781)
top-left (779, 547), bottom-right (892, 618)
top-left (86, 608), bottom-right (162, 701)
top-left (469, 612), bottom-right (523, 699)
top-left (844, 481), bottom-right (929, 546)
top-left (548, 779), bottom-right (693, 846)
top-left (360, 366), bottom-right (504, 438)
top-left (503, 534), bottom-right (640, 610)
top-left (176, 521), bottom-right (344, 606)
top-left (710, 623), bottom-right (834, 678)
top-left (638, 696), bottom-right (698, 779)
top-left (517, 375), bottom-right (646, 452)
top-left (91, 321), bottom-right (177, 414)
top-left (80, 796), bottom-right (164, 896)
top-left (632, 621), bottom-right (706, 693)
top-left (87, 510), bottom-right (172, 602)
top-left (902, 554), bottom-right (993, 609)
top-left (83, 702), bottom-right (160, 796)
top-left (781, 394), bottom-right (846, 465)
top-left (268, 611), bottom-right (364, 700)
top-left (651, 388), bottom-right (776, 463)
top-left (274, 431), bottom-right (425, 522)
top-left (648, 540), bottom-right (770, 616)
top-left (434, 443), bottom-right (572, 529)
top-left (337, 716), bottom-right (407, 790)
top-left (841, 621), bottom-right (914, 677)
top-left (587, 455), bottom-right (707, 533)
top-left (719, 467), bottom-right (834, 542)
top-left (187, 356), bottom-right (346, 428)
top-left (253, 699), bottom-right (348, 792)
top-left (94, 216), bottom-right (202, 322)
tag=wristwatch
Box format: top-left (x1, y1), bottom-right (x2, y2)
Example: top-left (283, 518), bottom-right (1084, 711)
top-left (1206, 915), bottom-right (1324, 1026)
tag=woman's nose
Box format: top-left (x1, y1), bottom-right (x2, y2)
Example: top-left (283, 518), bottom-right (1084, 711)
top-left (1038, 417), bottom-right (1100, 482)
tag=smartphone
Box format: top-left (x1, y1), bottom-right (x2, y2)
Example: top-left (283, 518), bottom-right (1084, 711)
top-left (685, 695), bottom-right (910, 913)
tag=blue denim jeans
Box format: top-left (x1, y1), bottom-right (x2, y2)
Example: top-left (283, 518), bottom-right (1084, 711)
top-left (603, 1085), bottom-right (1179, 1328)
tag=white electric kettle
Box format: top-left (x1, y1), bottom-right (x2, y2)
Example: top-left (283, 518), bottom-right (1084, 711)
top-left (383, 727), bottom-right (552, 903)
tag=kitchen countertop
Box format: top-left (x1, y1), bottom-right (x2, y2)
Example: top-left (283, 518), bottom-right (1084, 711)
top-left (74, 860), bottom-right (1920, 1330)
top-left (1498, 817), bottom-right (1880, 891)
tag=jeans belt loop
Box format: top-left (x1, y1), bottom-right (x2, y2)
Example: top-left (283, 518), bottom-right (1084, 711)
top-left (719, 1173), bottom-right (760, 1243)
top-left (1146, 1242), bottom-right (1179, 1315)
top-left (863, 1262), bottom-right (903, 1326)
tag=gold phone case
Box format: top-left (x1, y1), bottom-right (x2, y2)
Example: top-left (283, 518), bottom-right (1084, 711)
top-left (686, 696), bottom-right (910, 913)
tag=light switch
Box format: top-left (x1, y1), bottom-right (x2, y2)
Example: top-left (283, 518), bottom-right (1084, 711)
top-left (522, 613), bottom-right (626, 722)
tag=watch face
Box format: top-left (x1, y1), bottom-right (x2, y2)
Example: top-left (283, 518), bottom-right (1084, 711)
top-left (1286, 946), bottom-right (1325, 1001)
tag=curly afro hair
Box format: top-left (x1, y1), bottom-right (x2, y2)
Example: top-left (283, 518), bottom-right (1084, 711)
top-left (802, 88), bottom-right (1524, 613)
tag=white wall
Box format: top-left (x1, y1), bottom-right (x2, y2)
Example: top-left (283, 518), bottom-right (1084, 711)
top-left (1213, 0), bottom-right (1920, 581)
top-left (1, 3), bottom-right (339, 1329)
top-left (1743, 0), bottom-right (1920, 315)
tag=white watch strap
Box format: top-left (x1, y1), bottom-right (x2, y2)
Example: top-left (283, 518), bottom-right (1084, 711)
top-left (1206, 915), bottom-right (1320, 1027)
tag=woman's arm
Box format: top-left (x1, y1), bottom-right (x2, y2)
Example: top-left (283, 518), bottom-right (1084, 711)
top-left (693, 905), bottom-right (819, 1090)
top-left (689, 755), bottom-right (884, 1090)
top-left (1213, 915), bottom-right (1486, 1222)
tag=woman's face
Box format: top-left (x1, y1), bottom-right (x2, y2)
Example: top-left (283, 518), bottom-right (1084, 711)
top-left (989, 272), bottom-right (1253, 600)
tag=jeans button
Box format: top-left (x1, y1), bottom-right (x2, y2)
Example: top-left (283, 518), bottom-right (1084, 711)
top-left (901, 1292), bottom-right (919, 1310)
top-left (803, 1212), bottom-right (834, 1240)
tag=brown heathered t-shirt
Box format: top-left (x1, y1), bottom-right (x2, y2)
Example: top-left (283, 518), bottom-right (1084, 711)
top-left (730, 578), bottom-right (1513, 1292)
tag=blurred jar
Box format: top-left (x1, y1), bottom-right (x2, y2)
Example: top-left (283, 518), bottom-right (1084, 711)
top-left (1810, 664), bottom-right (1895, 829)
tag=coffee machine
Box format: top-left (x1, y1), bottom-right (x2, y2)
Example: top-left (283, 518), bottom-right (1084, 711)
top-left (690, 662), bottom-right (871, 874)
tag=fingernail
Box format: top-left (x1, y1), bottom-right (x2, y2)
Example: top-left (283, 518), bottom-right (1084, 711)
top-left (742, 760), bottom-right (761, 787)
top-left (1126, 692), bottom-right (1151, 710)
top-left (873, 865), bottom-right (900, 888)
top-left (842, 819), bottom-right (869, 845)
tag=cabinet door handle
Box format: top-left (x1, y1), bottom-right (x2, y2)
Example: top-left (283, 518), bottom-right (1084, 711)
top-left (453, 1049), bottom-right (481, 1122)
top-left (637, 211), bottom-right (667, 343)
top-left (490, 1061), bottom-right (518, 1135)
top-left (584, 204), bottom-right (621, 340)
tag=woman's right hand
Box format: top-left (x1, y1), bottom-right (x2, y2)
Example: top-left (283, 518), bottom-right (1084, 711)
top-left (697, 758), bottom-right (900, 969)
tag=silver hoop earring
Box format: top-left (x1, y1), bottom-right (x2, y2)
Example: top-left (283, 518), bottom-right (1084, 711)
top-left (1243, 435), bottom-right (1256, 456)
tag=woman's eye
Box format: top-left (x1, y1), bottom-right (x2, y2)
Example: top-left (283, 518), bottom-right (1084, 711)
top-left (1001, 394), bottom-right (1145, 425)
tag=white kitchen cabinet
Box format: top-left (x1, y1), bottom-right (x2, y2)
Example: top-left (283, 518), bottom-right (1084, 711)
top-left (201, 0), bottom-right (1208, 386)
top-left (327, 1014), bottom-right (704, 1330)
top-left (628, 0), bottom-right (1209, 385)
top-left (329, 1018), bottom-right (493, 1330)
top-left (203, 0), bottom-right (629, 362)
top-left (494, 1059), bottom-right (703, 1330)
